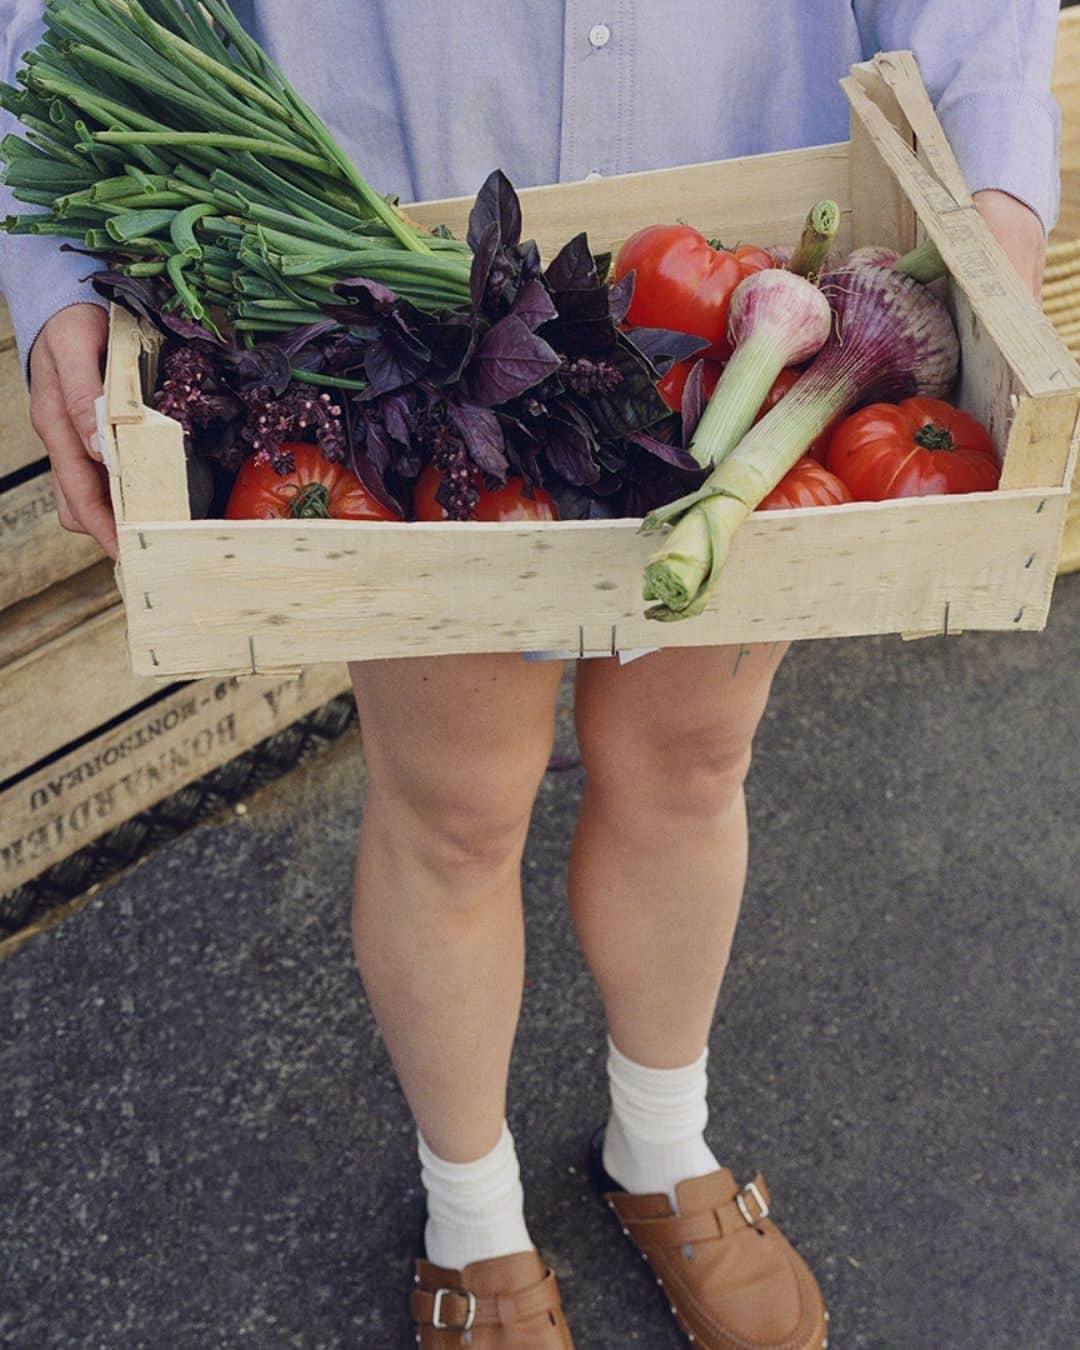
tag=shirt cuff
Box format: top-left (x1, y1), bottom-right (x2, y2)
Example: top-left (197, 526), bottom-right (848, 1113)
top-left (16, 283), bottom-right (109, 382)
top-left (935, 87), bottom-right (1061, 236)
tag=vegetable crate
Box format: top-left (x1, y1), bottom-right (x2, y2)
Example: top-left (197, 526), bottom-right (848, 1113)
top-left (101, 53), bottom-right (1080, 680)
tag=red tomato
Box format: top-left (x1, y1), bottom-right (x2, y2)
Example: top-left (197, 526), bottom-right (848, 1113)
top-left (755, 368), bottom-right (841, 463)
top-left (657, 358), bottom-right (723, 413)
top-left (613, 225), bottom-right (776, 360)
top-left (757, 457), bottom-right (855, 511)
top-left (413, 463), bottom-right (560, 522)
top-left (825, 398), bottom-right (999, 500)
top-left (225, 442), bottom-right (399, 520)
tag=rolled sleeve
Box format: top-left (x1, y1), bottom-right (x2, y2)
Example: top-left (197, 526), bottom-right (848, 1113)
top-left (2, 246), bottom-right (109, 377)
top-left (936, 86), bottom-right (1061, 234)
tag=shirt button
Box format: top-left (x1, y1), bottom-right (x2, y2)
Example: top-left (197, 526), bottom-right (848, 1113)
top-left (588, 23), bottom-right (611, 48)
top-left (585, 169), bottom-right (603, 181)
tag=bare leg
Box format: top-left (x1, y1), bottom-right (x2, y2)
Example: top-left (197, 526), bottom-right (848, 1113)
top-left (569, 642), bottom-right (788, 1067)
top-left (348, 653), bottom-right (564, 1162)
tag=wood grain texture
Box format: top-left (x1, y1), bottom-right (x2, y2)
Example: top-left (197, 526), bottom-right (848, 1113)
top-left (0, 467), bottom-right (104, 610)
top-left (0, 662), bottom-right (351, 893)
top-left (0, 602), bottom-right (156, 778)
top-left (0, 558), bottom-right (117, 669)
top-left (405, 142), bottom-right (855, 261)
top-left (103, 306), bottom-right (151, 426)
top-left (113, 488), bottom-right (1066, 677)
top-left (847, 65), bottom-right (916, 253)
top-left (114, 410), bottom-right (190, 523)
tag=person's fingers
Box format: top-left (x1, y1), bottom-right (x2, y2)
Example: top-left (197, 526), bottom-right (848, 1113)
top-left (51, 470), bottom-right (81, 535)
top-left (48, 307), bottom-right (109, 460)
top-left (33, 374), bottom-right (118, 558)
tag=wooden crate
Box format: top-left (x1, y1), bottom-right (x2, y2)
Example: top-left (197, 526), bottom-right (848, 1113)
top-left (0, 553), bottom-right (352, 892)
top-left (0, 302), bottom-right (104, 607)
top-left (100, 52), bottom-right (1080, 679)
top-left (0, 660), bottom-right (351, 895)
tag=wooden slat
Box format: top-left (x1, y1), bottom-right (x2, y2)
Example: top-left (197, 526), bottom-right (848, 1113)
top-left (868, 52), bottom-right (972, 208)
top-left (0, 329), bottom-right (41, 479)
top-left (0, 466), bottom-right (104, 610)
top-left (0, 662), bottom-right (351, 894)
top-left (0, 599), bottom-right (156, 776)
top-left (111, 487), bottom-right (1066, 677)
top-left (103, 305), bottom-right (152, 426)
top-left (0, 559), bottom-right (117, 669)
top-left (114, 408), bottom-right (191, 523)
top-left (405, 142), bottom-right (855, 261)
top-left (847, 65), bottom-right (916, 253)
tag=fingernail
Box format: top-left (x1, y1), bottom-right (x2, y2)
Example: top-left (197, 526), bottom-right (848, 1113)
top-left (88, 432), bottom-right (102, 461)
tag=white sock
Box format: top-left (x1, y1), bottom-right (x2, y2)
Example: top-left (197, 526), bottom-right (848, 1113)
top-left (418, 1121), bottom-right (535, 1270)
top-left (602, 1036), bottom-right (721, 1211)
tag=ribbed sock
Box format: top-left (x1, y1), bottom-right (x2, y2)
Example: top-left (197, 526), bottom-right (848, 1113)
top-left (418, 1121), bottom-right (535, 1270)
top-left (602, 1036), bottom-right (720, 1211)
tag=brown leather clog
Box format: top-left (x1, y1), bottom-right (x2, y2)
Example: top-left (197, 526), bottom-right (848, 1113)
top-left (589, 1128), bottom-right (828, 1349)
top-left (411, 1249), bottom-right (574, 1348)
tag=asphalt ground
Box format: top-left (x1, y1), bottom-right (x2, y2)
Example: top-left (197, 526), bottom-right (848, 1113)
top-left (2, 576), bottom-right (1077, 1349)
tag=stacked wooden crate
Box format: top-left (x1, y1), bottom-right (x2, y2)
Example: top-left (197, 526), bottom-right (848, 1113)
top-left (0, 298), bottom-right (350, 903)
top-left (1048, 6), bottom-right (1080, 572)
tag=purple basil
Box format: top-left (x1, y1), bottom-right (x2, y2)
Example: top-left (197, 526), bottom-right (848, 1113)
top-left (466, 168), bottom-right (523, 251)
top-left (680, 358), bottom-right (708, 443)
top-left (628, 430), bottom-right (702, 472)
top-left (468, 315), bottom-right (561, 407)
top-left (449, 402), bottom-right (509, 479)
top-left (544, 415), bottom-right (599, 486)
top-left (364, 319), bottom-right (431, 396)
top-left (509, 279), bottom-right (558, 331)
top-left (608, 272), bottom-right (635, 325)
top-left (622, 327), bottom-right (710, 375)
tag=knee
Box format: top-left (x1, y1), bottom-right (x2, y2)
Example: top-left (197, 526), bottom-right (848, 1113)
top-left (581, 724), bottom-right (754, 822)
top-left (365, 756), bottom-right (547, 879)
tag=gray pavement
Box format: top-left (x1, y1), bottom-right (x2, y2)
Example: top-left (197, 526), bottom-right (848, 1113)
top-left (2, 577), bottom-right (1078, 1350)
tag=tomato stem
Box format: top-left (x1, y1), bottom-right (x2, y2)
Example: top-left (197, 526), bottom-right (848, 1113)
top-left (913, 422), bottom-right (954, 450)
top-left (288, 482), bottom-right (331, 517)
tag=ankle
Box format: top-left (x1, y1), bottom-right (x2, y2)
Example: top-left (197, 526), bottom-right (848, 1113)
top-left (419, 1122), bottom-right (535, 1269)
top-left (602, 1037), bottom-right (720, 1209)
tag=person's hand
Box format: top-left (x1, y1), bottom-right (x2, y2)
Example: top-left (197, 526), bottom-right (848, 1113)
top-left (28, 302), bottom-right (116, 559)
top-left (972, 188), bottom-right (1046, 302)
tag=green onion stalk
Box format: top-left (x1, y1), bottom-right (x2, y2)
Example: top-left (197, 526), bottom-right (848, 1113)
top-left (0, 0), bottom-right (473, 334)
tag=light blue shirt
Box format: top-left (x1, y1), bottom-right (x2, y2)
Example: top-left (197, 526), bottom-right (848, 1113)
top-left (1, 1), bottom-right (1062, 369)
